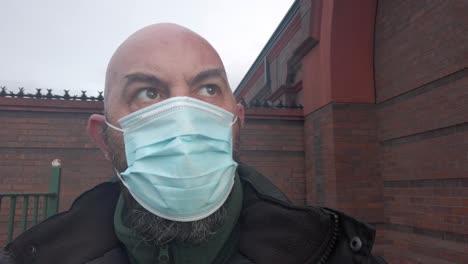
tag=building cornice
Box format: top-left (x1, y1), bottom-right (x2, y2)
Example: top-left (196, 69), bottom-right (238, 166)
top-left (234, 0), bottom-right (300, 98)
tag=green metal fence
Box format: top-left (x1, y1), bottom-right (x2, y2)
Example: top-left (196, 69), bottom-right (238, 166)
top-left (0, 159), bottom-right (61, 244)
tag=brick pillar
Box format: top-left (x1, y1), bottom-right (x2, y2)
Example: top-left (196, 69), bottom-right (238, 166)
top-left (302, 0), bottom-right (383, 223)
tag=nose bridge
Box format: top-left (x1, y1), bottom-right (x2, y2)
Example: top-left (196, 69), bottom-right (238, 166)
top-left (169, 79), bottom-right (191, 98)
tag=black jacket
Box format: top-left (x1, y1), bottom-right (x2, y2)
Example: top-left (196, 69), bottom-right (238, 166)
top-left (6, 164), bottom-right (386, 264)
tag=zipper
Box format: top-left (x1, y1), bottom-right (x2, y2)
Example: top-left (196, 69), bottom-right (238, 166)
top-left (158, 245), bottom-right (170, 264)
top-left (317, 211), bottom-right (340, 264)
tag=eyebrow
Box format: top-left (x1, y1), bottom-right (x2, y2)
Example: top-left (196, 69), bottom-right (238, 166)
top-left (124, 72), bottom-right (167, 89)
top-left (121, 68), bottom-right (228, 95)
top-left (189, 68), bottom-right (228, 86)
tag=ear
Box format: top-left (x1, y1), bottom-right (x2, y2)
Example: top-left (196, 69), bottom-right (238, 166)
top-left (87, 114), bottom-right (110, 160)
top-left (236, 104), bottom-right (245, 128)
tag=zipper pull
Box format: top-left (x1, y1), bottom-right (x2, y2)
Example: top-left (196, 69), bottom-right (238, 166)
top-left (158, 245), bottom-right (170, 264)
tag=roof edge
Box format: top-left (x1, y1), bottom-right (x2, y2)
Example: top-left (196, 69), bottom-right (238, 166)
top-left (234, 0), bottom-right (300, 97)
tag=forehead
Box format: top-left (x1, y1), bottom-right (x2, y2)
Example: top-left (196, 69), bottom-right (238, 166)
top-left (104, 27), bottom-right (225, 104)
top-left (104, 24), bottom-right (232, 117)
top-left (109, 29), bottom-right (223, 81)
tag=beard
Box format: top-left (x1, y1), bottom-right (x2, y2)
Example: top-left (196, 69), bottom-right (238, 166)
top-left (120, 188), bottom-right (227, 246)
top-left (102, 122), bottom-right (240, 246)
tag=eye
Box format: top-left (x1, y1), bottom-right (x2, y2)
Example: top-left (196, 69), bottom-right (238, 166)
top-left (135, 88), bottom-right (160, 102)
top-left (198, 85), bottom-right (219, 97)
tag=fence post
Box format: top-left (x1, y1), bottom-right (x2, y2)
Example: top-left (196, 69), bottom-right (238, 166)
top-left (7, 196), bottom-right (17, 243)
top-left (46, 159), bottom-right (61, 217)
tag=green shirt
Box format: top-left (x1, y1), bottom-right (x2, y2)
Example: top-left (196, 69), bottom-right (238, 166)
top-left (114, 175), bottom-right (243, 264)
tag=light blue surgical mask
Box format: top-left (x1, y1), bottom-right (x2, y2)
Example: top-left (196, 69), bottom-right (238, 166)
top-left (106, 97), bottom-right (238, 222)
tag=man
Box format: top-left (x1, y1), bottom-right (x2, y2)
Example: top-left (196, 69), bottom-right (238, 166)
top-left (6, 24), bottom-right (385, 263)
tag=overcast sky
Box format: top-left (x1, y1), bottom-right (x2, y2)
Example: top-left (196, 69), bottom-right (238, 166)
top-left (1, 0), bottom-right (294, 96)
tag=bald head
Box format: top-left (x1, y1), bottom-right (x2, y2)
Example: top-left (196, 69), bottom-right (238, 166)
top-left (103, 23), bottom-right (236, 121)
top-left (105, 24), bottom-right (224, 99)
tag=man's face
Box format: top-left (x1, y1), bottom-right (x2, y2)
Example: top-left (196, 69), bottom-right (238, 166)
top-left (104, 25), bottom-right (241, 169)
top-left (93, 24), bottom-right (243, 245)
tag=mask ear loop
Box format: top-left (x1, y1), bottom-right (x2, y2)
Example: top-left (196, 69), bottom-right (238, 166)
top-left (230, 115), bottom-right (239, 157)
top-left (230, 116), bottom-right (238, 126)
top-left (105, 119), bottom-right (124, 132)
top-left (114, 168), bottom-right (128, 183)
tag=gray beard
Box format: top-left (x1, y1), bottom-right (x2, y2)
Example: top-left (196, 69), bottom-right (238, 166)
top-left (103, 124), bottom-right (231, 246)
top-left (120, 189), bottom-right (228, 246)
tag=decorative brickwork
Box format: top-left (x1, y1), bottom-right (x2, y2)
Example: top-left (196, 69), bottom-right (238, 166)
top-left (0, 87), bottom-right (103, 101)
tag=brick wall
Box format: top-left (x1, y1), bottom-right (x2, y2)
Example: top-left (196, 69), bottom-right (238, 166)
top-left (304, 104), bottom-right (383, 223)
top-left (239, 107), bottom-right (305, 204)
top-left (374, 0), bottom-right (468, 262)
top-left (0, 97), bottom-right (114, 244)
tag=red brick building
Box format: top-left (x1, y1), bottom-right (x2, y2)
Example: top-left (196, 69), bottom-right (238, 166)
top-left (235, 0), bottom-right (468, 262)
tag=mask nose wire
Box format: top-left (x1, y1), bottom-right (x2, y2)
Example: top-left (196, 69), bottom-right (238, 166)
top-left (105, 119), bottom-right (124, 132)
top-left (107, 114), bottom-right (236, 131)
